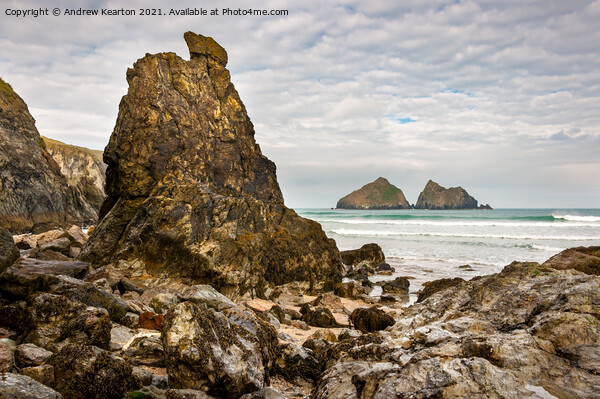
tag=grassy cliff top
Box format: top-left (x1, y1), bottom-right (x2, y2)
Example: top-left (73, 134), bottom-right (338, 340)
top-left (42, 136), bottom-right (104, 163)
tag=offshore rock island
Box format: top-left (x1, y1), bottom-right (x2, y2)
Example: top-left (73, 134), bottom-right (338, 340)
top-left (0, 33), bottom-right (598, 399)
top-left (336, 178), bottom-right (492, 210)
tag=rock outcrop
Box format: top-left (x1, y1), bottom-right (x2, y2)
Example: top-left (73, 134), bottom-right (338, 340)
top-left (42, 136), bottom-right (106, 215)
top-left (336, 177), bottom-right (411, 210)
top-left (0, 77), bottom-right (98, 233)
top-left (79, 32), bottom-right (342, 297)
top-left (415, 179), bottom-right (491, 210)
top-left (312, 252), bottom-right (600, 398)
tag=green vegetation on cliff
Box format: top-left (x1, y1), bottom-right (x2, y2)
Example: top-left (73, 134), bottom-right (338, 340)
top-left (336, 177), bottom-right (411, 209)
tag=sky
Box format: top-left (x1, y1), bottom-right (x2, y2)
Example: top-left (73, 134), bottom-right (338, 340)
top-left (1, 0), bottom-right (599, 208)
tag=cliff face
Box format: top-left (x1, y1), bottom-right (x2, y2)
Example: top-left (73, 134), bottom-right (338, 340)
top-left (43, 136), bottom-right (107, 216)
top-left (336, 177), bottom-right (411, 209)
top-left (0, 78), bottom-right (98, 233)
top-left (80, 32), bottom-right (343, 296)
top-left (415, 180), bottom-right (481, 210)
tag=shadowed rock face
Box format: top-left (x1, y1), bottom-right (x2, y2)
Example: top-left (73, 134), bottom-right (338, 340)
top-left (414, 180), bottom-right (480, 210)
top-left (336, 177), bottom-right (411, 210)
top-left (0, 78), bottom-right (98, 233)
top-left (80, 32), bottom-right (342, 296)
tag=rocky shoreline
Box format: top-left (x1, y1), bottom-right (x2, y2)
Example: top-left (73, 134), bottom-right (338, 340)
top-left (1, 227), bottom-right (599, 398)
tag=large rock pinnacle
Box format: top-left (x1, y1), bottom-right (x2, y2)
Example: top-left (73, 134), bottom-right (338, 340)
top-left (80, 32), bottom-right (342, 297)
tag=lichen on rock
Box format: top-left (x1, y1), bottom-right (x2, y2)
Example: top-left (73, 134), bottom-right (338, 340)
top-left (79, 32), bottom-right (342, 296)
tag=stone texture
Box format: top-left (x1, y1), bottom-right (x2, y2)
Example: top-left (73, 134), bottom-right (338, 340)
top-left (336, 177), bottom-right (411, 210)
top-left (415, 179), bottom-right (489, 210)
top-left (349, 307), bottom-right (395, 333)
top-left (42, 136), bottom-right (106, 216)
top-left (48, 343), bottom-right (139, 399)
top-left (300, 304), bottom-right (339, 328)
top-left (20, 364), bottom-right (55, 387)
top-left (14, 343), bottom-right (53, 368)
top-left (543, 246), bottom-right (600, 275)
top-left (79, 32), bottom-right (342, 297)
top-left (162, 301), bottom-right (278, 398)
top-left (1, 228), bottom-right (19, 273)
top-left (0, 338), bottom-right (16, 372)
top-left (122, 331), bottom-right (164, 367)
top-left (151, 292), bottom-right (180, 314)
top-left (341, 243), bottom-right (385, 267)
top-left (312, 250), bottom-right (600, 398)
top-left (275, 342), bottom-right (321, 388)
top-left (0, 77), bottom-right (97, 233)
top-left (179, 284), bottom-right (236, 311)
top-left (417, 277), bottom-right (465, 302)
top-left (381, 276), bottom-right (410, 295)
top-left (0, 372), bottom-right (63, 399)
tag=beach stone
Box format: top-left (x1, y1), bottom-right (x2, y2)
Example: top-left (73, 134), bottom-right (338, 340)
top-left (300, 304), bottom-right (339, 328)
top-left (1, 228), bottom-right (20, 274)
top-left (151, 292), bottom-right (180, 314)
top-left (180, 284), bottom-right (236, 311)
top-left (66, 282), bottom-right (129, 322)
top-left (309, 329), bottom-right (338, 343)
top-left (341, 243), bottom-right (385, 267)
top-left (543, 246), bottom-right (600, 275)
top-left (417, 277), bottom-right (465, 302)
top-left (117, 278), bottom-right (145, 295)
top-left (291, 320), bottom-right (310, 331)
top-left (162, 302), bottom-right (278, 397)
top-left (0, 338), bottom-right (16, 372)
top-left (350, 307), bottom-right (395, 333)
top-left (64, 225), bottom-right (88, 247)
top-left (123, 331), bottom-right (164, 367)
top-left (338, 329), bottom-right (362, 341)
top-left (38, 237), bottom-right (72, 255)
top-left (48, 343), bottom-right (139, 399)
top-left (109, 324), bottom-right (137, 351)
top-left (21, 364), bottom-right (55, 386)
top-left (276, 342), bottom-right (321, 388)
top-left (303, 338), bottom-right (332, 357)
top-left (120, 312), bottom-right (141, 329)
top-left (139, 311), bottom-right (164, 330)
top-left (13, 233), bottom-right (36, 250)
top-left (381, 276), bottom-right (410, 294)
top-left (14, 343), bottom-right (53, 368)
top-left (239, 387), bottom-right (286, 399)
top-left (166, 389), bottom-right (215, 399)
top-left (244, 298), bottom-right (275, 313)
top-left (130, 366), bottom-right (154, 386)
top-left (333, 282), bottom-right (366, 299)
top-left (0, 372), bottom-right (63, 399)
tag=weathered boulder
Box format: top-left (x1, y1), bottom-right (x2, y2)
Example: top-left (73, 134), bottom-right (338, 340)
top-left (349, 307), bottom-right (395, 333)
top-left (0, 372), bottom-right (63, 399)
top-left (336, 177), bottom-right (411, 210)
top-left (543, 246), bottom-right (600, 275)
top-left (151, 292), bottom-right (180, 314)
top-left (381, 276), bottom-right (410, 295)
top-left (20, 364), bottom-right (55, 387)
top-left (179, 284), bottom-right (236, 311)
top-left (47, 343), bottom-right (139, 399)
top-left (1, 228), bottom-right (19, 273)
top-left (275, 342), bottom-right (321, 388)
top-left (334, 282), bottom-right (368, 299)
top-left (417, 277), bottom-right (465, 302)
top-left (14, 343), bottom-right (53, 368)
top-left (162, 301), bottom-right (279, 398)
top-left (0, 77), bottom-right (97, 233)
top-left (300, 304), bottom-right (339, 328)
top-left (313, 250), bottom-right (600, 398)
top-left (0, 338), bottom-right (16, 372)
top-left (79, 32), bottom-right (342, 297)
top-left (122, 331), bottom-right (164, 367)
top-left (415, 179), bottom-right (488, 210)
top-left (340, 243), bottom-right (385, 267)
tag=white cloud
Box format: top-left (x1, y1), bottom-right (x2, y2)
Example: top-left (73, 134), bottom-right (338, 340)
top-left (1, 0), bottom-right (599, 208)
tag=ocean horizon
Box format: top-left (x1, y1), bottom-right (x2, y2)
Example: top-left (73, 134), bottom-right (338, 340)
top-left (298, 208), bottom-right (600, 302)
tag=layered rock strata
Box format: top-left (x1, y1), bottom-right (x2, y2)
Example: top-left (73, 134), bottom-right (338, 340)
top-left (336, 177), bottom-right (410, 209)
top-left (42, 136), bottom-right (106, 215)
top-left (80, 32), bottom-right (342, 296)
top-left (0, 77), bottom-right (98, 233)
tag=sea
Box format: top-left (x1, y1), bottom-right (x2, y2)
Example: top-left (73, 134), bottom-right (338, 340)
top-left (297, 208), bottom-right (600, 303)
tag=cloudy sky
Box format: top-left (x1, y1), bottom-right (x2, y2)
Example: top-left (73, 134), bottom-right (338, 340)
top-left (1, 0), bottom-right (599, 208)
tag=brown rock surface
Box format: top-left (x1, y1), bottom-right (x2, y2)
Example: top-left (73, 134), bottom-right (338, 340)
top-left (414, 179), bottom-right (485, 210)
top-left (79, 32), bottom-right (342, 296)
top-left (340, 243), bottom-right (385, 267)
top-left (0, 77), bottom-right (97, 233)
top-left (336, 177), bottom-right (410, 209)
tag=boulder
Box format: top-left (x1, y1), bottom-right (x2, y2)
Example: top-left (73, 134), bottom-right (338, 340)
top-left (179, 284), bottom-right (236, 311)
top-left (381, 276), bottom-right (410, 294)
top-left (417, 277), bottom-right (465, 302)
top-left (334, 282), bottom-right (367, 299)
top-left (0, 372), bottom-right (63, 399)
top-left (162, 302), bottom-right (279, 398)
top-left (78, 32), bottom-right (342, 296)
top-left (336, 177), bottom-right (411, 210)
top-left (0, 338), bottom-right (16, 372)
top-left (543, 246), bottom-right (600, 275)
top-left (66, 282), bottom-right (129, 321)
top-left (275, 342), bottom-right (321, 388)
top-left (14, 343), bottom-right (53, 368)
top-left (300, 304), bottom-right (339, 328)
top-left (313, 251), bottom-right (600, 398)
top-left (21, 364), bottom-right (55, 387)
top-left (123, 331), bottom-right (164, 367)
top-left (0, 77), bottom-right (98, 234)
top-left (151, 292), bottom-right (180, 314)
top-left (341, 243), bottom-right (385, 267)
top-left (349, 307), bottom-right (395, 333)
top-left (1, 228), bottom-right (20, 273)
top-left (47, 343), bottom-right (139, 399)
